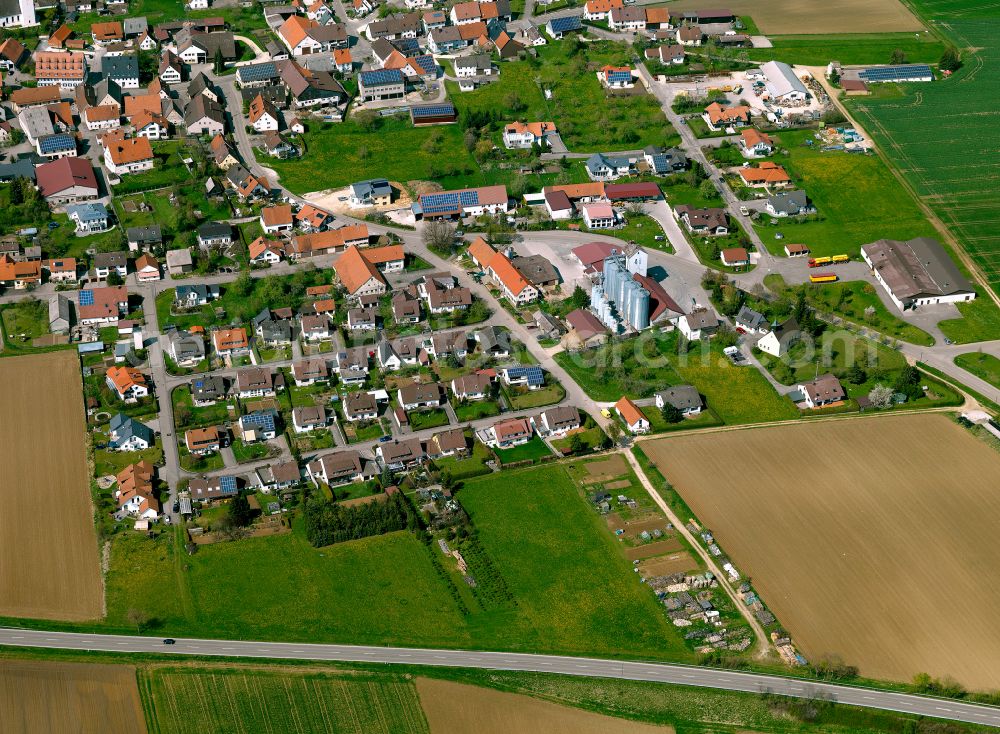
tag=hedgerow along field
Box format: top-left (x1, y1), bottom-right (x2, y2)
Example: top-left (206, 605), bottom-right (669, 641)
top-left (144, 667), bottom-right (428, 734)
top-left (0, 352), bottom-right (103, 622)
top-left (845, 1), bottom-right (1000, 340)
top-left (0, 660), bottom-right (146, 733)
top-left (643, 414), bottom-right (1000, 690)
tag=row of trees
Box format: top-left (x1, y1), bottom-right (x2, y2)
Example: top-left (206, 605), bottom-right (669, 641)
top-left (303, 491), bottom-right (420, 547)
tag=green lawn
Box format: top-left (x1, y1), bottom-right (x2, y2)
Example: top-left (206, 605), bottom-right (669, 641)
top-left (764, 274), bottom-right (935, 346)
top-left (504, 382), bottom-right (565, 409)
top-left (143, 667), bottom-right (429, 734)
top-left (753, 129), bottom-right (939, 259)
top-left (457, 465), bottom-right (690, 659)
top-left (550, 418), bottom-right (608, 454)
top-left (230, 439), bottom-right (271, 463)
top-left (642, 405), bottom-right (721, 434)
top-left (954, 352), bottom-right (1000, 389)
top-left (101, 526), bottom-right (471, 646)
top-left (454, 400), bottom-right (501, 422)
top-left (343, 419), bottom-right (384, 444)
top-left (436, 439), bottom-right (493, 480)
top-left (172, 385), bottom-right (233, 430)
top-left (745, 33), bottom-right (945, 66)
top-left (938, 295), bottom-right (1000, 345)
top-left (408, 408), bottom-right (450, 431)
top-left (178, 445), bottom-right (224, 473)
top-left (271, 39), bottom-right (677, 195)
top-left (755, 333), bottom-right (906, 386)
top-left (494, 436), bottom-right (552, 464)
top-left (94, 440), bottom-right (164, 478)
top-left (555, 330), bottom-right (797, 423)
top-left (608, 214), bottom-right (671, 253)
top-left (1, 299), bottom-right (49, 340)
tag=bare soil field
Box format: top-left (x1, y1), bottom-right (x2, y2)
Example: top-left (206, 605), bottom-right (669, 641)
top-left (643, 414), bottom-right (1000, 689)
top-left (626, 538), bottom-right (684, 561)
top-left (584, 455), bottom-right (628, 482)
top-left (637, 553), bottom-right (698, 577)
top-left (417, 678), bottom-right (674, 734)
top-left (0, 352), bottom-right (103, 621)
top-left (0, 660), bottom-right (146, 734)
top-left (666, 0), bottom-right (923, 34)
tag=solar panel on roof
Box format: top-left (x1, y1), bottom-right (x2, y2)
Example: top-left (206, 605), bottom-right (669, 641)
top-left (239, 62), bottom-right (277, 82)
top-left (505, 365), bottom-right (544, 386)
top-left (219, 476), bottom-right (237, 495)
top-left (549, 15), bottom-right (581, 31)
top-left (411, 103), bottom-right (455, 118)
top-left (413, 55), bottom-right (436, 74)
top-left (858, 64), bottom-right (932, 82)
top-left (79, 290), bottom-right (94, 306)
top-left (396, 38), bottom-right (420, 54)
top-left (459, 190), bottom-right (479, 206)
top-left (420, 192), bottom-right (461, 214)
top-left (360, 68), bottom-right (403, 85)
top-left (39, 134), bottom-right (74, 154)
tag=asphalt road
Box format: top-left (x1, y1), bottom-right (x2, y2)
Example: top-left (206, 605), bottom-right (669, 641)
top-left (1, 629), bottom-right (997, 728)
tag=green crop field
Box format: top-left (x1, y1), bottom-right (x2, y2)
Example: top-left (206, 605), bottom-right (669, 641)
top-left (745, 33), bottom-right (945, 67)
top-left (753, 130), bottom-right (938, 258)
top-left (457, 465), bottom-right (689, 659)
top-left (844, 0), bottom-right (1000, 340)
top-left (143, 667), bottom-right (429, 734)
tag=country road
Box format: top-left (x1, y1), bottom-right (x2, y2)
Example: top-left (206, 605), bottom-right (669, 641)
top-left (1, 629), bottom-right (998, 728)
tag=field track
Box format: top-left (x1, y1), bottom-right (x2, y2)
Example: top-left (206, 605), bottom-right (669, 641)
top-left (643, 414), bottom-right (1000, 689)
top-left (0, 659), bottom-right (146, 733)
top-left (0, 352), bottom-right (103, 621)
top-left (665, 0), bottom-right (923, 34)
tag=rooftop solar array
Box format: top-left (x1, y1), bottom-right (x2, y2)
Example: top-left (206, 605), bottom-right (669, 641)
top-left (242, 411), bottom-right (276, 432)
top-left (420, 191), bottom-right (462, 215)
top-left (458, 189), bottom-right (479, 206)
top-left (411, 103), bottom-right (455, 118)
top-left (39, 134), bottom-right (74, 154)
top-left (412, 55), bottom-right (437, 75)
top-left (605, 69), bottom-right (632, 83)
top-left (359, 68), bottom-right (403, 86)
top-left (858, 64), bottom-right (932, 82)
top-left (503, 365), bottom-right (545, 386)
top-left (79, 289), bottom-right (94, 306)
top-left (218, 476), bottom-right (237, 495)
top-left (237, 62), bottom-right (278, 83)
top-left (395, 38), bottom-right (421, 54)
top-left (548, 15), bottom-right (581, 32)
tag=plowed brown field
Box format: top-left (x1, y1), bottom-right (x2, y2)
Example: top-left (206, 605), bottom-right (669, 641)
top-left (0, 660), bottom-right (146, 733)
top-left (643, 414), bottom-right (1000, 689)
top-left (0, 352), bottom-right (103, 620)
top-left (666, 0), bottom-right (922, 34)
top-left (417, 678), bottom-right (674, 734)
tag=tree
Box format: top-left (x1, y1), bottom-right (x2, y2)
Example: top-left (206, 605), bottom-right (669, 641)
top-left (228, 492), bottom-right (253, 527)
top-left (889, 48), bottom-right (907, 65)
top-left (661, 403), bottom-right (683, 424)
top-left (699, 178), bottom-right (719, 200)
top-left (214, 47), bottom-right (225, 75)
top-left (106, 271), bottom-right (124, 287)
top-left (846, 363), bottom-right (867, 385)
top-left (568, 285), bottom-right (589, 310)
top-left (893, 364), bottom-right (922, 399)
top-left (939, 45), bottom-right (962, 72)
top-left (868, 383), bottom-right (894, 409)
top-left (233, 269), bottom-right (254, 297)
top-left (126, 607), bottom-right (148, 633)
top-left (504, 91), bottom-right (524, 112)
top-left (863, 304), bottom-right (877, 324)
top-left (422, 220), bottom-right (456, 255)
top-left (567, 433), bottom-right (585, 454)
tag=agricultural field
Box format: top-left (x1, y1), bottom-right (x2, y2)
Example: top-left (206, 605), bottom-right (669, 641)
top-left (753, 130), bottom-right (939, 259)
top-left (665, 0), bottom-right (922, 33)
top-left (0, 660), bottom-right (146, 734)
top-left (845, 1), bottom-right (1000, 338)
top-left (954, 352), bottom-right (1000, 389)
top-left (416, 678), bottom-right (672, 734)
top-left (744, 33), bottom-right (945, 67)
top-left (145, 667), bottom-right (428, 734)
top-left (0, 353), bottom-right (103, 622)
top-left (643, 414), bottom-right (1000, 689)
top-left (458, 465), bottom-right (689, 659)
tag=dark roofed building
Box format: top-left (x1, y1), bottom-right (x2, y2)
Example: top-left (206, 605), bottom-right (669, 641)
top-left (861, 237), bottom-right (975, 310)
